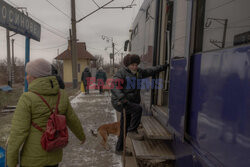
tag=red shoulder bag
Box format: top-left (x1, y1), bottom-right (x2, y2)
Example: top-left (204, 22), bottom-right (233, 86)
top-left (31, 91), bottom-right (68, 152)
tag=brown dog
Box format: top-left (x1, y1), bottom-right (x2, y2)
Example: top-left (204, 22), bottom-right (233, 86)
top-left (91, 121), bottom-right (120, 150)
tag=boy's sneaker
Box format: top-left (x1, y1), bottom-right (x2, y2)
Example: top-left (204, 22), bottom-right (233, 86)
top-left (127, 131), bottom-right (144, 140)
top-left (115, 150), bottom-right (133, 156)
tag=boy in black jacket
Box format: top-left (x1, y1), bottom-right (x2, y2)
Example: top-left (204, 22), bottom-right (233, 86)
top-left (111, 54), bottom-right (168, 155)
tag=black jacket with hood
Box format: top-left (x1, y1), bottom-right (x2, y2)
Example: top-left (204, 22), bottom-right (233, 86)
top-left (81, 67), bottom-right (92, 84)
top-left (96, 69), bottom-right (107, 84)
top-left (111, 64), bottom-right (167, 111)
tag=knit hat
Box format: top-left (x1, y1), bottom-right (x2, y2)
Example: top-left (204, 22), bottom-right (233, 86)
top-left (123, 54), bottom-right (140, 67)
top-left (25, 58), bottom-right (52, 78)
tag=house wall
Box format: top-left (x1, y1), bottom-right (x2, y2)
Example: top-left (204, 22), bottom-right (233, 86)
top-left (63, 59), bottom-right (90, 83)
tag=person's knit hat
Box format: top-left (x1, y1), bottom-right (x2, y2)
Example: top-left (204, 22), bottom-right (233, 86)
top-left (25, 58), bottom-right (52, 78)
top-left (123, 54), bottom-right (140, 67)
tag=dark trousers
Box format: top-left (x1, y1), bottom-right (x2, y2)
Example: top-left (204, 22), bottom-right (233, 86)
top-left (99, 86), bottom-right (103, 94)
top-left (83, 83), bottom-right (89, 94)
top-left (116, 102), bottom-right (142, 151)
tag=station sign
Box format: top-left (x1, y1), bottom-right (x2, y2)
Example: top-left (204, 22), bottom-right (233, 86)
top-left (0, 0), bottom-right (41, 41)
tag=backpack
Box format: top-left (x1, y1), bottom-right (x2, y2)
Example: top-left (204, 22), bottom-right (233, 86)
top-left (31, 91), bottom-right (68, 152)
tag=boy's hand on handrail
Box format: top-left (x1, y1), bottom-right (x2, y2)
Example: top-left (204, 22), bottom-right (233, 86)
top-left (118, 98), bottom-right (128, 108)
top-left (163, 62), bottom-right (169, 70)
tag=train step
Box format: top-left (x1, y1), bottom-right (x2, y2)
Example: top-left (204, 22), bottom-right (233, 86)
top-left (131, 139), bottom-right (175, 167)
top-left (4, 106), bottom-right (16, 109)
top-left (141, 116), bottom-right (172, 140)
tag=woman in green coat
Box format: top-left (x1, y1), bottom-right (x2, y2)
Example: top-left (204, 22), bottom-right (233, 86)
top-left (7, 59), bottom-right (85, 167)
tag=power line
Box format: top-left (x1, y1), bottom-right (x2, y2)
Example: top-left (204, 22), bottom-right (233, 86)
top-left (207, 0), bottom-right (237, 12)
top-left (87, 47), bottom-right (104, 51)
top-left (91, 0), bottom-right (99, 7)
top-left (102, 0), bottom-right (136, 9)
top-left (46, 0), bottom-right (71, 19)
top-left (40, 25), bottom-right (68, 40)
top-left (4, 0), bottom-right (18, 7)
top-left (12, 40), bottom-right (67, 50)
top-left (31, 43), bottom-right (67, 50)
top-left (29, 13), bottom-right (68, 39)
top-left (28, 13), bottom-right (68, 36)
top-left (131, 0), bottom-right (136, 6)
top-left (77, 0), bottom-right (114, 23)
top-left (75, 5), bottom-right (83, 19)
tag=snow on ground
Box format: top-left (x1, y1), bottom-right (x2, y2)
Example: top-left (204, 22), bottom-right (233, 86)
top-left (60, 91), bottom-right (122, 167)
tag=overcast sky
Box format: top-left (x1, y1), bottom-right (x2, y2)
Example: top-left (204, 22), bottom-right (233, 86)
top-left (0, 0), bottom-right (143, 64)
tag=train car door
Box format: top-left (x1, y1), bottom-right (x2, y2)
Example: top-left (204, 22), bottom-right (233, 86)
top-left (151, 0), bottom-right (174, 127)
top-left (167, 0), bottom-right (193, 139)
top-left (151, 0), bottom-right (194, 140)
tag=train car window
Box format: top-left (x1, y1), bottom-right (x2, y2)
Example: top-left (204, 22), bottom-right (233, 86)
top-left (199, 0), bottom-right (250, 52)
top-left (171, 0), bottom-right (188, 58)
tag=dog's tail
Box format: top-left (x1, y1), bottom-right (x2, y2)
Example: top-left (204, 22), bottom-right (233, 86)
top-left (90, 129), bottom-right (98, 137)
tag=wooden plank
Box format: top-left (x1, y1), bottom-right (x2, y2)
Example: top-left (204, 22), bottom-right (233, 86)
top-left (132, 139), bottom-right (175, 160)
top-left (141, 116), bottom-right (172, 140)
top-left (2, 109), bottom-right (15, 113)
top-left (151, 105), bottom-right (169, 127)
top-left (4, 106), bottom-right (16, 109)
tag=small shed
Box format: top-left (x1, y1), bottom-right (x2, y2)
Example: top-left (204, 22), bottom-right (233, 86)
top-left (55, 42), bottom-right (95, 84)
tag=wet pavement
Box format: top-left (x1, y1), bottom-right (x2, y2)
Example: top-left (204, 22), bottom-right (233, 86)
top-left (60, 90), bottom-right (122, 167)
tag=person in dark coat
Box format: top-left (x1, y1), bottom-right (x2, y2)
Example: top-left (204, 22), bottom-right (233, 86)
top-left (51, 65), bottom-right (65, 89)
top-left (111, 54), bottom-right (168, 155)
top-left (81, 67), bottom-right (91, 94)
top-left (95, 67), bottom-right (107, 94)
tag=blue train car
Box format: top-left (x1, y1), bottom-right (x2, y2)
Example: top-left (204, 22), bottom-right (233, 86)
top-left (125, 0), bottom-right (250, 166)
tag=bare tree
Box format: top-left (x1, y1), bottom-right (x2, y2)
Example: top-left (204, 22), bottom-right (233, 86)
top-left (0, 57), bottom-right (25, 84)
top-left (94, 55), bottom-right (104, 69)
top-left (14, 57), bottom-right (25, 66)
top-left (0, 58), bottom-right (7, 66)
top-left (0, 57), bottom-right (24, 67)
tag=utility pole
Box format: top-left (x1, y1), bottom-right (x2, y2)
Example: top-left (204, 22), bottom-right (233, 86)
top-left (110, 54), bottom-right (112, 74)
top-left (121, 52), bottom-right (124, 64)
top-left (69, 29), bottom-right (72, 51)
top-left (6, 29), bottom-right (11, 87)
top-left (11, 39), bottom-right (15, 85)
top-left (112, 42), bottom-right (115, 75)
top-left (71, 0), bottom-right (78, 89)
top-left (102, 35), bottom-right (115, 75)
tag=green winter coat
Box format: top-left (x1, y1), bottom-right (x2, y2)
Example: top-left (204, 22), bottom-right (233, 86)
top-left (7, 76), bottom-right (85, 167)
